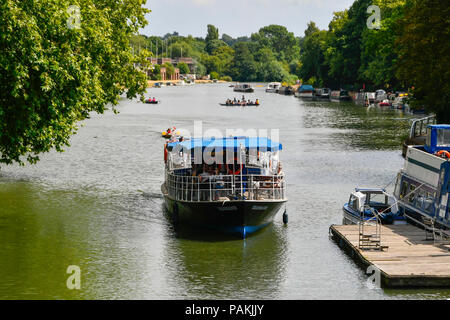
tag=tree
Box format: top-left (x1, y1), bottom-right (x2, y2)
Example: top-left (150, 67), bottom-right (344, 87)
top-left (251, 25), bottom-right (300, 62)
top-left (176, 62), bottom-right (190, 75)
top-left (230, 43), bottom-right (258, 82)
top-left (396, 0), bottom-right (450, 122)
top-left (205, 24), bottom-right (220, 54)
top-left (0, 0), bottom-right (149, 165)
top-left (299, 24), bottom-right (329, 86)
top-left (360, 0), bottom-right (405, 90)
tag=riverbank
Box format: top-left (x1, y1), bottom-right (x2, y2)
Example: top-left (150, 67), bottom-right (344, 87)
top-left (147, 79), bottom-right (228, 87)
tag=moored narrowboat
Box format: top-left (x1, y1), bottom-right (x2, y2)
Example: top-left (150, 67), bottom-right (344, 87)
top-left (394, 125), bottom-right (450, 232)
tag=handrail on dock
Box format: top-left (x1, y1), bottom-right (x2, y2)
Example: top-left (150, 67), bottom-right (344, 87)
top-left (409, 115), bottom-right (436, 139)
top-left (165, 172), bottom-right (286, 202)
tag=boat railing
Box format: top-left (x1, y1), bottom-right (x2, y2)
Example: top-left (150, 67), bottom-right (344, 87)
top-left (165, 172), bottom-right (286, 202)
top-left (409, 115), bottom-right (436, 139)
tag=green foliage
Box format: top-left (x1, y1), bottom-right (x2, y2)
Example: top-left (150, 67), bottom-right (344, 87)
top-left (210, 71), bottom-right (219, 80)
top-left (220, 75), bottom-right (232, 82)
top-left (176, 62), bottom-right (190, 74)
top-left (0, 0), bottom-right (149, 165)
top-left (162, 62), bottom-right (175, 76)
top-left (395, 0), bottom-right (450, 122)
top-left (205, 24), bottom-right (219, 54)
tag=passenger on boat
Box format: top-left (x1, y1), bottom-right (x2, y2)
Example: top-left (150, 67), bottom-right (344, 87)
top-left (213, 167), bottom-right (225, 199)
top-left (152, 97), bottom-right (156, 102)
top-left (255, 99), bottom-right (260, 105)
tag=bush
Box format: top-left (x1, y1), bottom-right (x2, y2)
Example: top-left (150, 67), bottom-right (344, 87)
top-left (220, 75), bottom-right (232, 82)
top-left (210, 71), bottom-right (219, 80)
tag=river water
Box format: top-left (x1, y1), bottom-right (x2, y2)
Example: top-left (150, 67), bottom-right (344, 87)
top-left (0, 83), bottom-right (449, 300)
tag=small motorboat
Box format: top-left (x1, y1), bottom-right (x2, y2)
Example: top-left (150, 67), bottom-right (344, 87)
top-left (162, 127), bottom-right (180, 139)
top-left (343, 188), bottom-right (405, 225)
top-left (378, 99), bottom-right (391, 107)
top-left (145, 98), bottom-right (160, 104)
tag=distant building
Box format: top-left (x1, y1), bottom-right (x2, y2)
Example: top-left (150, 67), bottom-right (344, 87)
top-left (146, 57), bottom-right (195, 75)
top-left (159, 67), bottom-right (180, 81)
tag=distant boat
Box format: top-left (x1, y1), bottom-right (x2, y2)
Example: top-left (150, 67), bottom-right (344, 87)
top-left (330, 90), bottom-right (351, 102)
top-left (313, 88), bottom-right (331, 100)
top-left (234, 84), bottom-right (254, 93)
top-left (278, 86), bottom-right (295, 95)
top-left (375, 89), bottom-right (388, 102)
top-left (294, 85), bottom-right (314, 99)
top-left (144, 98), bottom-right (160, 104)
top-left (266, 82), bottom-right (281, 93)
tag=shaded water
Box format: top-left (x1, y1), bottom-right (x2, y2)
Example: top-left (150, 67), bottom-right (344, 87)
top-left (0, 83), bottom-right (449, 299)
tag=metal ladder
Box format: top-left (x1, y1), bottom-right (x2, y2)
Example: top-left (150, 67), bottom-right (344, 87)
top-left (358, 207), bottom-right (388, 251)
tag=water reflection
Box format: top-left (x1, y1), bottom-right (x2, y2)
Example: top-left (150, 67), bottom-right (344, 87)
top-left (162, 223), bottom-right (288, 299)
top-left (301, 101), bottom-right (413, 150)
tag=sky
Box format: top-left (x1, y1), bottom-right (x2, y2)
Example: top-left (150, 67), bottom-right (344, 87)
top-left (141, 0), bottom-right (355, 38)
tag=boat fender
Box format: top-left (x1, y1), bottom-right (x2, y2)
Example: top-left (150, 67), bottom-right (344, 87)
top-left (164, 143), bottom-right (168, 163)
top-left (283, 210), bottom-right (288, 224)
top-left (436, 150), bottom-right (450, 159)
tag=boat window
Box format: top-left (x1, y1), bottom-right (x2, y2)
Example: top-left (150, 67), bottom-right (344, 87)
top-left (400, 181), bottom-right (409, 199)
top-left (437, 129), bottom-right (450, 147)
top-left (349, 195), bottom-right (358, 211)
top-left (424, 197), bottom-right (434, 214)
top-left (415, 190), bottom-right (425, 209)
top-left (408, 185), bottom-right (416, 204)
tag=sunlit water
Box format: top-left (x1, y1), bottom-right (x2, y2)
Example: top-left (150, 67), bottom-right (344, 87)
top-left (0, 83), bottom-right (448, 300)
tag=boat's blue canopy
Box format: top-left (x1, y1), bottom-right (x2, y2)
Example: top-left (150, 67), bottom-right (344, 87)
top-left (428, 125), bottom-right (450, 130)
top-left (167, 137), bottom-right (282, 152)
top-left (299, 85), bottom-right (314, 91)
top-left (425, 124), bottom-right (450, 153)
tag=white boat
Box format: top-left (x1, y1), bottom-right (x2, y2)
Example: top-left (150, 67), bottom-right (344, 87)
top-left (393, 125), bottom-right (450, 232)
top-left (294, 85), bottom-right (314, 99)
top-left (266, 82), bottom-right (281, 93)
top-left (234, 84), bottom-right (254, 93)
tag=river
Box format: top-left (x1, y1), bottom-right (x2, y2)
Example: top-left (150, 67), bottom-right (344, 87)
top-left (0, 83), bottom-right (448, 299)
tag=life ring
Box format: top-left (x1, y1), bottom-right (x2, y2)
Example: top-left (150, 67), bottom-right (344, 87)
top-left (436, 150), bottom-right (450, 159)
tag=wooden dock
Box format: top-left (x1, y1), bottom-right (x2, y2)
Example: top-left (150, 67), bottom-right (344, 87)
top-left (329, 224), bottom-right (450, 288)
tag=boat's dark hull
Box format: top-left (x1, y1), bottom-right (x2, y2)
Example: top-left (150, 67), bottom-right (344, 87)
top-left (234, 89), bottom-right (254, 93)
top-left (162, 185), bottom-right (285, 237)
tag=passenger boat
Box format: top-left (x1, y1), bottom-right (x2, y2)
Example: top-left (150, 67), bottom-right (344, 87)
top-left (161, 136), bottom-right (288, 238)
top-left (219, 102), bottom-right (260, 107)
top-left (330, 90), bottom-right (351, 102)
top-left (393, 125), bottom-right (450, 232)
top-left (266, 82), bottom-right (281, 93)
top-left (343, 188), bottom-right (404, 225)
top-left (294, 85), bottom-right (314, 99)
top-left (233, 84), bottom-right (254, 93)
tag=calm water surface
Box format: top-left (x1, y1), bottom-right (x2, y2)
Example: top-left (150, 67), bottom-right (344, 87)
top-left (1, 83), bottom-right (449, 299)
